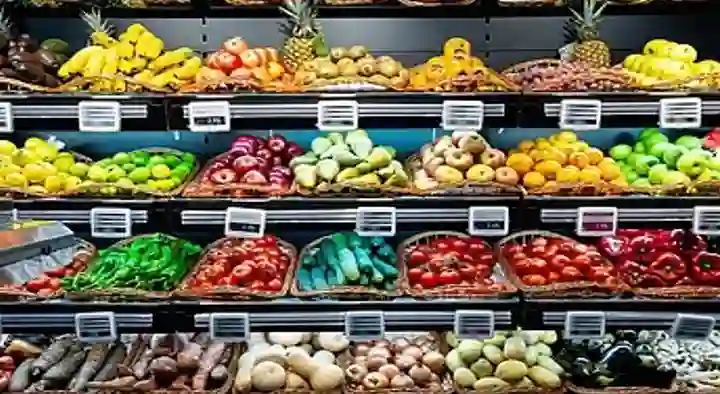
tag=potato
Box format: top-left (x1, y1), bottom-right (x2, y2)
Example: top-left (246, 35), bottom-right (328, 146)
top-left (528, 366), bottom-right (561, 389)
top-left (287, 353), bottom-right (319, 379)
top-left (251, 361), bottom-right (286, 392)
top-left (310, 364), bottom-right (345, 391)
top-left (494, 360), bottom-right (527, 382)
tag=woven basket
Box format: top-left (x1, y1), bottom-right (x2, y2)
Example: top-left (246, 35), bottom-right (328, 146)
top-left (296, 181), bottom-right (410, 198)
top-left (497, 0), bottom-right (564, 5)
top-left (324, 0), bottom-right (385, 5)
top-left (0, 151), bottom-right (93, 198)
top-left (458, 385), bottom-right (565, 394)
top-left (220, 0), bottom-right (282, 5)
top-left (690, 180), bottom-right (720, 196)
top-left (183, 152), bottom-right (294, 198)
top-left (65, 233), bottom-right (200, 301)
top-left (496, 230), bottom-right (626, 297)
top-left (290, 234), bottom-right (401, 299)
top-left (71, 148), bottom-right (198, 198)
top-left (58, 75), bottom-right (178, 93)
top-left (524, 182), bottom-right (688, 197)
top-left (397, 231), bottom-right (517, 298)
top-left (399, 0), bottom-right (475, 6)
top-left (174, 236), bottom-right (297, 300)
top-left (406, 155), bottom-right (522, 196)
top-left (565, 381), bottom-right (681, 394)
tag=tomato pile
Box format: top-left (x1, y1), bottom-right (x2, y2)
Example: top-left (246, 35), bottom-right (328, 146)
top-left (15, 250), bottom-right (93, 296)
top-left (185, 235), bottom-right (291, 293)
top-left (404, 236), bottom-right (499, 291)
top-left (502, 236), bottom-right (618, 286)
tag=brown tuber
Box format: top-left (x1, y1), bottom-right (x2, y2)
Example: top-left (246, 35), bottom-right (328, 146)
top-left (362, 372), bottom-right (390, 389)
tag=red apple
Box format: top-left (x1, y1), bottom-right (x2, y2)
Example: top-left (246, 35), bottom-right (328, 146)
top-left (210, 168), bottom-right (238, 184)
top-left (231, 136), bottom-right (260, 154)
top-left (242, 170), bottom-right (268, 184)
top-left (271, 156), bottom-right (283, 167)
top-left (269, 174), bottom-right (290, 187)
top-left (270, 166), bottom-right (292, 178)
top-left (232, 155), bottom-right (259, 175)
top-left (214, 51), bottom-right (243, 73)
top-left (222, 36), bottom-right (249, 57)
top-left (255, 156), bottom-right (270, 173)
top-left (256, 148), bottom-right (273, 161)
top-left (284, 142), bottom-right (303, 161)
top-left (267, 135), bottom-right (287, 154)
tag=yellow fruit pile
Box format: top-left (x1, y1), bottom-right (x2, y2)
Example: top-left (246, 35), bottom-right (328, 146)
top-left (506, 131), bottom-right (627, 190)
top-left (623, 39), bottom-right (720, 87)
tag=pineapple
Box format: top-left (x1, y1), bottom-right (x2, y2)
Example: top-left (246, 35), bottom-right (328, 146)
top-left (81, 8), bottom-right (118, 48)
top-left (567, 0), bottom-right (610, 68)
top-left (279, 0), bottom-right (326, 71)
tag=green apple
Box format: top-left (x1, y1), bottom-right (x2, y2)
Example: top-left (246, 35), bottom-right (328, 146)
top-left (627, 153), bottom-right (643, 168)
top-left (639, 128), bottom-right (662, 141)
top-left (648, 163), bottom-right (669, 184)
top-left (632, 178), bottom-right (651, 187)
top-left (662, 170), bottom-right (691, 186)
top-left (707, 155), bottom-right (720, 171)
top-left (625, 170), bottom-right (639, 184)
top-left (635, 155), bottom-right (660, 176)
top-left (610, 144), bottom-right (633, 161)
top-left (697, 168), bottom-right (715, 182)
top-left (648, 142), bottom-right (675, 158)
top-left (87, 165), bottom-right (109, 183)
top-left (675, 135), bottom-right (703, 150)
top-left (690, 148), bottom-right (712, 159)
top-left (644, 133), bottom-right (670, 152)
top-left (634, 142), bottom-right (646, 154)
top-left (677, 152), bottom-right (707, 177)
top-left (662, 145), bottom-right (686, 168)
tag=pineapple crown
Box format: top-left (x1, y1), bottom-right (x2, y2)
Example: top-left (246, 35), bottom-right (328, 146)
top-left (0, 7), bottom-right (13, 40)
top-left (278, 0), bottom-right (321, 40)
top-left (81, 7), bottom-right (115, 35)
top-left (567, 0), bottom-right (606, 42)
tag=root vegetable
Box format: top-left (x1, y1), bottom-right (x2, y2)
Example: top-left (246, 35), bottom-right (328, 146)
top-left (43, 345), bottom-right (86, 381)
top-left (346, 364), bottom-right (368, 383)
top-left (132, 347), bottom-right (155, 379)
top-left (422, 351), bottom-right (445, 374)
top-left (31, 336), bottom-right (73, 376)
top-left (362, 371), bottom-right (389, 389)
top-left (149, 356), bottom-right (178, 381)
top-left (69, 344), bottom-right (111, 391)
top-left (285, 346), bottom-right (309, 359)
top-left (92, 344), bottom-right (127, 382)
top-left (401, 345), bottom-right (423, 360)
top-left (317, 333), bottom-right (349, 352)
top-left (353, 344), bottom-right (370, 357)
top-left (134, 378), bottom-right (158, 391)
top-left (312, 350), bottom-right (335, 365)
top-left (210, 364), bottom-right (228, 381)
top-left (192, 341), bottom-right (226, 390)
top-left (454, 367), bottom-right (477, 387)
top-left (368, 346), bottom-right (391, 359)
top-left (251, 361), bottom-right (286, 392)
top-left (394, 355), bottom-right (416, 371)
top-left (234, 353), bottom-right (255, 393)
top-left (268, 333), bottom-right (304, 346)
top-left (286, 372), bottom-right (310, 389)
top-left (378, 364), bottom-right (400, 380)
top-left (354, 356), bottom-right (367, 365)
top-left (391, 338), bottom-right (411, 354)
top-left (6, 340), bottom-right (42, 359)
top-left (177, 336), bottom-right (208, 370)
top-left (9, 358), bottom-right (34, 391)
top-left (494, 360), bottom-right (528, 382)
top-left (391, 374), bottom-right (414, 388)
top-left (409, 364), bottom-right (432, 384)
top-left (310, 364), bottom-right (345, 391)
top-left (255, 344), bottom-right (287, 366)
top-left (287, 352), bottom-right (320, 379)
top-left (367, 356), bottom-right (389, 371)
top-left (86, 376), bottom-right (137, 389)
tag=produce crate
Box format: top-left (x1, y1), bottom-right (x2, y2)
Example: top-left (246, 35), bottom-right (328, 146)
top-left (290, 233), bottom-right (401, 299)
top-left (496, 230), bottom-right (627, 297)
top-left (565, 382), bottom-right (681, 394)
top-left (397, 231), bottom-right (517, 298)
top-left (174, 236), bottom-right (298, 300)
top-left (0, 238), bottom-right (97, 301)
top-left (64, 233), bottom-right (202, 301)
top-left (398, 0), bottom-right (476, 6)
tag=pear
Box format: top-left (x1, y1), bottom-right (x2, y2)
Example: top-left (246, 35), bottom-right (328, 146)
top-left (348, 45), bottom-right (369, 59)
top-left (330, 47), bottom-right (349, 62)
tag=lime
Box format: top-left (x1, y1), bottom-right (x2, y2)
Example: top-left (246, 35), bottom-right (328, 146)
top-left (155, 179), bottom-right (175, 191)
top-left (23, 163), bottom-right (47, 183)
top-left (34, 144), bottom-right (58, 162)
top-left (151, 164), bottom-right (171, 179)
top-left (96, 158), bottom-right (113, 168)
top-left (0, 140), bottom-right (17, 157)
top-left (148, 155), bottom-right (166, 168)
top-left (180, 152), bottom-right (195, 165)
top-left (131, 150), bottom-right (150, 160)
top-left (69, 162), bottom-right (90, 178)
top-left (162, 154), bottom-right (182, 168)
top-left (132, 155), bottom-right (149, 167)
top-left (23, 137), bottom-right (46, 150)
top-left (115, 178), bottom-right (135, 189)
top-left (87, 165), bottom-right (109, 182)
top-left (53, 156), bottom-right (75, 173)
top-left (112, 152), bottom-right (132, 166)
top-left (106, 166), bottom-right (127, 183)
top-left (170, 176), bottom-right (183, 187)
top-left (128, 167), bottom-right (151, 184)
top-left (122, 163), bottom-right (136, 172)
top-left (171, 164), bottom-right (191, 180)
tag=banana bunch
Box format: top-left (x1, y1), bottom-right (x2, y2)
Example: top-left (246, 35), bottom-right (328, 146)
top-left (58, 19), bottom-right (202, 92)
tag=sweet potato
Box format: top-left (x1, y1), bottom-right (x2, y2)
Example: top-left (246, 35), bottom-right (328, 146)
top-left (191, 341), bottom-right (226, 390)
top-left (177, 335), bottom-right (208, 370)
top-left (86, 376), bottom-right (137, 389)
top-left (69, 344), bottom-right (110, 391)
top-left (9, 358), bottom-right (34, 391)
top-left (149, 356), bottom-right (178, 381)
top-left (210, 364), bottom-right (228, 381)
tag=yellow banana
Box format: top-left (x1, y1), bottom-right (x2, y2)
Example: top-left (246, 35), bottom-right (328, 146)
top-left (57, 46), bottom-right (103, 78)
top-left (101, 47), bottom-right (118, 76)
top-left (113, 79), bottom-right (126, 92)
top-left (173, 57), bottom-right (202, 80)
top-left (148, 47), bottom-right (193, 71)
top-left (133, 70), bottom-right (154, 84)
top-left (119, 57), bottom-right (147, 74)
top-left (136, 32), bottom-right (164, 59)
top-left (149, 70), bottom-right (176, 88)
top-left (116, 40), bottom-right (134, 59)
top-left (119, 24), bottom-right (147, 44)
top-left (82, 49), bottom-right (106, 78)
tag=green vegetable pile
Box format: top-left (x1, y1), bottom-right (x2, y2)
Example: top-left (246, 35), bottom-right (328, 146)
top-left (297, 232), bottom-right (399, 292)
top-left (61, 234), bottom-right (202, 292)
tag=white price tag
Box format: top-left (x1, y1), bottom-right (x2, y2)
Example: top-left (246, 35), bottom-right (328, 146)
top-left (564, 311), bottom-right (606, 339)
top-left (671, 314), bottom-right (715, 341)
top-left (576, 207), bottom-right (617, 236)
top-left (693, 206), bottom-right (720, 235)
top-left (454, 310), bottom-right (494, 340)
top-left (90, 208), bottom-right (132, 238)
top-left (441, 100), bottom-right (484, 130)
top-left (78, 101), bottom-right (121, 132)
top-left (224, 208), bottom-right (266, 238)
top-left (209, 312), bottom-right (250, 342)
top-left (660, 97), bottom-right (702, 129)
top-left (189, 101), bottom-right (231, 132)
top-left (317, 100), bottom-right (358, 131)
top-left (559, 99), bottom-right (602, 130)
top-left (468, 206), bottom-right (509, 236)
top-left (355, 207), bottom-right (396, 237)
top-left (75, 312), bottom-right (117, 343)
top-left (0, 103), bottom-right (13, 133)
top-left (345, 311), bottom-right (384, 341)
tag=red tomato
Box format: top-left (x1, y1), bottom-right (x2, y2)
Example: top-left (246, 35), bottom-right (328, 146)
top-left (549, 254), bottom-right (571, 272)
top-left (438, 269), bottom-right (461, 285)
top-left (408, 250), bottom-right (429, 267)
top-left (547, 271), bottom-right (561, 283)
top-left (250, 280), bottom-right (265, 290)
top-left (256, 235), bottom-right (277, 247)
top-left (255, 261), bottom-right (278, 282)
top-left (450, 238), bottom-right (469, 253)
top-left (572, 243), bottom-right (590, 254)
top-left (531, 237), bottom-right (548, 247)
top-left (25, 275), bottom-right (50, 292)
top-left (458, 264), bottom-right (476, 281)
top-left (45, 266), bottom-right (66, 277)
top-left (522, 274), bottom-right (547, 285)
top-left (230, 264), bottom-right (253, 286)
top-left (241, 240), bottom-right (257, 249)
top-left (557, 241), bottom-right (575, 255)
top-left (420, 271), bottom-right (438, 288)
top-left (408, 267), bottom-right (425, 283)
top-left (571, 255), bottom-right (591, 273)
top-left (526, 258), bottom-right (549, 275)
top-left (266, 278), bottom-right (283, 291)
top-left (46, 278), bottom-right (61, 291)
top-left (63, 267), bottom-right (76, 277)
top-left (514, 259), bottom-right (531, 276)
top-left (561, 266), bottom-right (584, 281)
top-left (504, 243), bottom-right (523, 255)
top-left (266, 248), bottom-right (281, 259)
top-left (475, 254), bottom-right (494, 266)
top-left (541, 244), bottom-right (559, 260)
top-left (475, 265), bottom-right (492, 280)
top-left (529, 245), bottom-right (546, 257)
top-left (433, 240), bottom-right (451, 253)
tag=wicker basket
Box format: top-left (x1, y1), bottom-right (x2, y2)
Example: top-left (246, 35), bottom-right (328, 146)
top-left (565, 381), bottom-right (681, 394)
top-left (0, 151), bottom-right (93, 198)
top-left (72, 148), bottom-right (199, 198)
top-left (458, 385), bottom-right (565, 394)
top-left (65, 234), bottom-right (201, 301)
top-left (324, 0), bottom-right (385, 5)
top-left (399, 0), bottom-right (475, 6)
top-left (524, 181), bottom-right (688, 197)
top-left (397, 231), bottom-right (517, 298)
top-left (174, 236), bottom-right (297, 300)
top-left (290, 234), bottom-right (401, 299)
top-left (183, 152), bottom-right (294, 198)
top-left (296, 181), bottom-right (409, 198)
top-left (497, 0), bottom-right (564, 6)
top-left (496, 230), bottom-right (626, 297)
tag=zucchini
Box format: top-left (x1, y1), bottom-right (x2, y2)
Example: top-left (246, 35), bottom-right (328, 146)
top-left (310, 266), bottom-right (328, 290)
top-left (328, 263), bottom-right (346, 285)
top-left (331, 233), bottom-right (349, 250)
top-left (369, 264), bottom-right (384, 284)
top-left (383, 280), bottom-right (396, 291)
top-left (347, 232), bottom-right (363, 249)
top-left (301, 253), bottom-right (316, 268)
top-left (326, 268), bottom-right (339, 287)
top-left (369, 236), bottom-right (386, 249)
top-left (319, 240), bottom-right (339, 267)
top-left (359, 273), bottom-right (369, 286)
top-left (371, 256), bottom-right (398, 278)
top-left (297, 267), bottom-right (312, 290)
top-left (376, 244), bottom-right (395, 260)
top-left (337, 248), bottom-right (360, 281)
top-left (353, 247), bottom-right (374, 273)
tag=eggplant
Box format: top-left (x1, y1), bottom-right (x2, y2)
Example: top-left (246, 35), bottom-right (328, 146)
top-left (17, 34), bottom-right (38, 52)
top-left (597, 341), bottom-right (637, 373)
top-left (13, 62), bottom-right (46, 84)
top-left (9, 51), bottom-right (40, 65)
top-left (35, 49), bottom-right (61, 70)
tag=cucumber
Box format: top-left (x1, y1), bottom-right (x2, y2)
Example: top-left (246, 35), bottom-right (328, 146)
top-left (369, 264), bottom-right (384, 284)
top-left (319, 239), bottom-right (339, 267)
top-left (383, 280), bottom-right (396, 291)
top-left (328, 263), bottom-right (346, 285)
top-left (376, 244), bottom-right (395, 260)
top-left (297, 267), bottom-right (313, 291)
top-left (353, 247), bottom-right (374, 273)
top-left (359, 273), bottom-right (369, 286)
top-left (301, 253), bottom-right (316, 268)
top-left (331, 233), bottom-right (349, 250)
top-left (369, 236), bottom-right (386, 249)
top-left (347, 232), bottom-right (363, 249)
top-left (326, 268), bottom-right (339, 287)
top-left (337, 248), bottom-right (360, 281)
top-left (310, 266), bottom-right (328, 290)
top-left (371, 256), bottom-right (398, 278)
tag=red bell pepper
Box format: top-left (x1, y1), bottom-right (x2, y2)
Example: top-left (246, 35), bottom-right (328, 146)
top-left (649, 252), bottom-right (686, 284)
top-left (597, 235), bottom-right (629, 259)
top-left (691, 251), bottom-right (720, 285)
top-left (619, 260), bottom-right (654, 287)
top-left (561, 266), bottom-right (584, 281)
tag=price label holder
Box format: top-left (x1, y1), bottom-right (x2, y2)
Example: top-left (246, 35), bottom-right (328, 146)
top-left (671, 313), bottom-right (715, 341)
top-left (576, 207), bottom-right (617, 236)
top-left (660, 97), bottom-right (702, 129)
top-left (188, 101), bottom-right (231, 132)
top-left (209, 312), bottom-right (250, 342)
top-left (345, 310), bottom-right (384, 341)
top-left (454, 310), bottom-right (494, 340)
top-left (468, 206), bottom-right (509, 236)
top-left (224, 207), bottom-right (266, 238)
top-left (75, 312), bottom-right (117, 343)
top-left (0, 103), bottom-right (13, 133)
top-left (564, 311), bottom-right (606, 339)
top-left (78, 101), bottom-right (121, 132)
top-left (441, 100), bottom-right (484, 130)
top-left (317, 100), bottom-right (358, 131)
top-left (355, 207), bottom-right (396, 237)
top-left (559, 99), bottom-right (602, 130)
top-left (693, 206), bottom-right (720, 235)
top-left (90, 208), bottom-right (132, 238)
